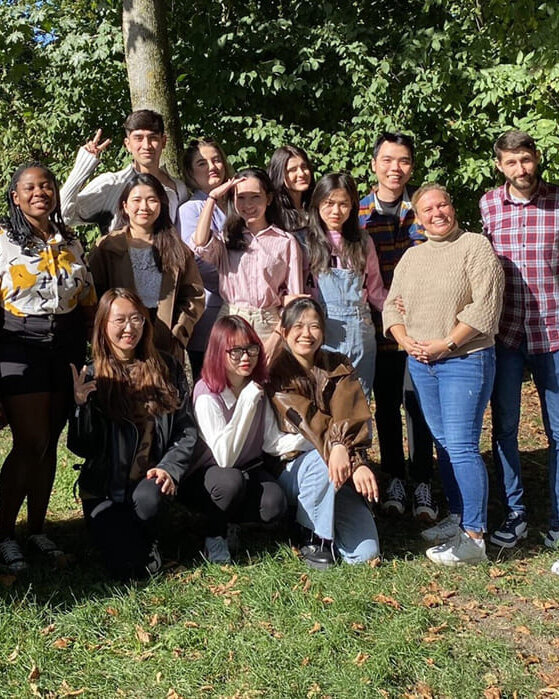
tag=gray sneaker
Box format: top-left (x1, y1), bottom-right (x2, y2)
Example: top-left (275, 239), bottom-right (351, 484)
top-left (204, 536), bottom-right (231, 564)
top-left (421, 513), bottom-right (461, 544)
top-left (382, 477), bottom-right (407, 515)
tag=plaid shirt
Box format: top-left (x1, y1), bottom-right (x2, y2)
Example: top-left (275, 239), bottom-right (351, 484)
top-left (359, 186), bottom-right (426, 350)
top-left (480, 180), bottom-right (559, 354)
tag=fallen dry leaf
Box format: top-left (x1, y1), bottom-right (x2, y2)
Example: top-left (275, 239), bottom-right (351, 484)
top-left (184, 621), bottom-right (199, 628)
top-left (41, 623), bottom-right (56, 636)
top-left (53, 637), bottom-right (72, 649)
top-left (483, 689), bottom-right (502, 699)
top-left (149, 614), bottom-right (159, 628)
top-left (373, 594), bottom-right (401, 610)
top-left (135, 625), bottom-right (152, 645)
top-left (166, 690), bottom-right (184, 699)
top-left (28, 665), bottom-right (40, 682)
top-left (486, 584), bottom-right (500, 594)
top-left (7, 646), bottom-right (18, 663)
top-left (515, 625), bottom-right (532, 636)
top-left (533, 599), bottom-right (559, 611)
top-left (322, 596), bottom-right (334, 604)
top-left (307, 682), bottom-right (322, 698)
top-left (106, 607), bottom-right (119, 617)
top-left (59, 680), bottom-right (85, 697)
top-left (353, 651), bottom-right (369, 666)
top-left (308, 622), bottom-right (322, 634)
top-left (422, 594), bottom-right (442, 608)
top-left (367, 556), bottom-right (381, 569)
top-left (156, 672), bottom-right (162, 684)
top-left (489, 567), bottom-right (505, 578)
top-left (351, 622), bottom-right (365, 632)
top-left (301, 656), bottom-right (310, 666)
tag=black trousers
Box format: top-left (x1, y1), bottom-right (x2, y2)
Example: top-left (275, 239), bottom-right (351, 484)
top-left (179, 465), bottom-right (287, 537)
top-left (83, 477), bottom-right (163, 579)
top-left (373, 350), bottom-right (433, 483)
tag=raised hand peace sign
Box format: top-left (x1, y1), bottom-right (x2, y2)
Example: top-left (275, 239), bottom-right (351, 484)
top-left (83, 129), bottom-right (111, 158)
top-left (71, 363), bottom-right (97, 406)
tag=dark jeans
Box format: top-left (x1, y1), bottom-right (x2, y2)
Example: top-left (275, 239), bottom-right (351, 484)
top-left (83, 477), bottom-right (163, 579)
top-left (373, 350), bottom-right (433, 483)
top-left (179, 465), bottom-right (287, 537)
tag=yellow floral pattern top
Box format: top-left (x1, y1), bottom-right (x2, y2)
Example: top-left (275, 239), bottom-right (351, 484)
top-left (0, 226), bottom-right (96, 316)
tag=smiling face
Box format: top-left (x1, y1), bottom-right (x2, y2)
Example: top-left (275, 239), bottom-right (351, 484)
top-left (234, 176), bottom-right (272, 231)
top-left (372, 141), bottom-right (413, 201)
top-left (496, 148), bottom-right (541, 199)
top-left (318, 187), bottom-right (352, 232)
top-left (190, 145), bottom-right (226, 193)
top-left (11, 167), bottom-right (57, 230)
top-left (284, 156), bottom-right (312, 195)
top-left (124, 129), bottom-right (166, 169)
top-left (122, 184), bottom-right (161, 231)
top-left (414, 189), bottom-right (456, 238)
top-left (284, 308), bottom-right (324, 368)
top-left (105, 296), bottom-right (145, 360)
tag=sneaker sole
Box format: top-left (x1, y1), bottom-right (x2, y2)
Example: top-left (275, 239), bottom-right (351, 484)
top-left (413, 508), bottom-right (439, 523)
top-left (426, 551), bottom-right (488, 567)
top-left (303, 557), bottom-right (335, 571)
top-left (489, 530), bottom-right (528, 548)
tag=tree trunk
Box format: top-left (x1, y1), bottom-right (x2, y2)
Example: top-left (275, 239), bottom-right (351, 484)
top-left (122, 0), bottom-right (182, 177)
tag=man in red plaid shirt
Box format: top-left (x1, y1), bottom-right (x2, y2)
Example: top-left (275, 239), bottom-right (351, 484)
top-left (480, 130), bottom-right (559, 550)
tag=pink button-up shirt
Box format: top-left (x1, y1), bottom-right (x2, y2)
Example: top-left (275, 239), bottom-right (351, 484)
top-left (191, 225), bottom-right (303, 309)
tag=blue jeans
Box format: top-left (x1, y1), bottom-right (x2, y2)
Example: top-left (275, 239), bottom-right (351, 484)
top-left (492, 340), bottom-right (559, 528)
top-left (278, 450), bottom-right (379, 563)
top-left (408, 348), bottom-right (495, 533)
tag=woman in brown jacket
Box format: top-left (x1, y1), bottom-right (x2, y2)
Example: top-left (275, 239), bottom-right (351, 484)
top-left (89, 173), bottom-right (204, 373)
top-left (265, 297), bottom-right (380, 569)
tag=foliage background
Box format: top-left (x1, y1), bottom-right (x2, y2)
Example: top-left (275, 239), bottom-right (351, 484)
top-left (1, 0), bottom-right (558, 228)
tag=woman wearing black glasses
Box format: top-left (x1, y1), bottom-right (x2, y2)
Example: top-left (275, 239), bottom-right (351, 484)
top-left (68, 288), bottom-right (197, 579)
top-left (179, 315), bottom-right (286, 563)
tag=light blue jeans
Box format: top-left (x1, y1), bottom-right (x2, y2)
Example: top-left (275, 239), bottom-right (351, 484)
top-left (408, 348), bottom-right (495, 533)
top-left (492, 340), bottom-right (559, 529)
top-left (278, 449), bottom-right (379, 563)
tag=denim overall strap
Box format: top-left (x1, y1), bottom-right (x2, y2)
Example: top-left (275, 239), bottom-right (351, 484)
top-left (316, 267), bottom-right (376, 398)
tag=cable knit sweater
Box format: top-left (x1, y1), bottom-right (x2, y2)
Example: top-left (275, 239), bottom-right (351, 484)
top-left (382, 228), bottom-right (504, 357)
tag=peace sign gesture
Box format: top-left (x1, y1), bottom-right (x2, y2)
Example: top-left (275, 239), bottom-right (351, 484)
top-left (83, 129), bottom-right (111, 158)
top-left (71, 363), bottom-right (97, 405)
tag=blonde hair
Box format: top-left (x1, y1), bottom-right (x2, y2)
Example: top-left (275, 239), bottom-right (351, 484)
top-left (411, 183), bottom-right (452, 211)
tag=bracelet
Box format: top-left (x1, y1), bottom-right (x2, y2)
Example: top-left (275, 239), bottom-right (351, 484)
top-left (446, 339), bottom-right (458, 352)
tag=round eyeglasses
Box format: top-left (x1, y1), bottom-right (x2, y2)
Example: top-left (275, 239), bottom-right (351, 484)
top-left (108, 314), bottom-right (146, 329)
top-left (226, 344), bottom-right (261, 361)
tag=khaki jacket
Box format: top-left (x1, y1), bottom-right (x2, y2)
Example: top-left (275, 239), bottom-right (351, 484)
top-left (88, 229), bottom-right (205, 362)
top-left (267, 349), bottom-right (373, 470)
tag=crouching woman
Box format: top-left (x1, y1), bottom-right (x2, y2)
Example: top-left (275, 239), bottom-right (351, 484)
top-left (264, 298), bottom-right (380, 569)
top-left (68, 288), bottom-right (197, 578)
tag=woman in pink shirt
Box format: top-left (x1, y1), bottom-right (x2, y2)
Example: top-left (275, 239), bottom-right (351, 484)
top-left (302, 173), bottom-right (387, 398)
top-left (190, 168), bottom-right (303, 351)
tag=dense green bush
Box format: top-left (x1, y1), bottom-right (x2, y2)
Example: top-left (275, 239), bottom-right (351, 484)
top-left (1, 0), bottom-right (558, 229)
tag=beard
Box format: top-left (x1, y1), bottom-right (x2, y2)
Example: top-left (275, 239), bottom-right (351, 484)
top-left (507, 172), bottom-right (538, 192)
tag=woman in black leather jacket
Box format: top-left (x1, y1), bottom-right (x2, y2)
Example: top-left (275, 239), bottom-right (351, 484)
top-left (68, 288), bottom-right (197, 578)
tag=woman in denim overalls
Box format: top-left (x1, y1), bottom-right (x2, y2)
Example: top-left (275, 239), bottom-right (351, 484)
top-left (295, 173), bottom-right (386, 399)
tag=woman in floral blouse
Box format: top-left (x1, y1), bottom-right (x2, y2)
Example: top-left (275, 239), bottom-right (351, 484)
top-left (0, 162), bottom-right (96, 574)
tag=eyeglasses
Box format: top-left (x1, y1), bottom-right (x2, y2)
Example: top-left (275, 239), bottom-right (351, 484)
top-left (226, 344), bottom-right (261, 361)
top-left (108, 314), bottom-right (146, 329)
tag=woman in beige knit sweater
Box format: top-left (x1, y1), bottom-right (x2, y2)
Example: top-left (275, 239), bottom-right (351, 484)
top-left (383, 184), bottom-right (504, 567)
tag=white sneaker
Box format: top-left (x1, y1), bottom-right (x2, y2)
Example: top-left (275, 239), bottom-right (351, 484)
top-left (426, 530), bottom-right (487, 567)
top-left (146, 541), bottom-right (162, 575)
top-left (551, 560), bottom-right (559, 575)
top-left (421, 513), bottom-right (461, 544)
top-left (382, 477), bottom-right (407, 515)
top-left (204, 536), bottom-right (231, 564)
top-left (412, 482), bottom-right (439, 522)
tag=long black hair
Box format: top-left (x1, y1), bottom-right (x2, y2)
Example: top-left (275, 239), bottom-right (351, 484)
top-left (222, 167), bottom-right (282, 250)
top-left (306, 173), bottom-right (368, 276)
top-left (4, 162), bottom-right (73, 250)
top-left (268, 145), bottom-right (315, 231)
top-left (113, 172), bottom-right (191, 274)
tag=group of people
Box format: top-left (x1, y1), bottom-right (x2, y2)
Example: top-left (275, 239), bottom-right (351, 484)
top-left (0, 107), bottom-right (558, 578)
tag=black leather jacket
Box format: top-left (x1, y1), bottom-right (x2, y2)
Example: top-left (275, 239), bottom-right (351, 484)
top-left (67, 353), bottom-right (197, 501)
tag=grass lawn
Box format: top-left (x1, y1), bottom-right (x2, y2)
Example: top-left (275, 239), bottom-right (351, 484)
top-left (0, 381), bottom-right (558, 698)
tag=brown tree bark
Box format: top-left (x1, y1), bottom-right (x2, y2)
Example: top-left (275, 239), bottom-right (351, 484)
top-left (122, 0), bottom-right (182, 176)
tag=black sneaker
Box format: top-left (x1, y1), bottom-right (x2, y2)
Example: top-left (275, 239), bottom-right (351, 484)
top-left (300, 541), bottom-right (335, 570)
top-left (146, 540), bottom-right (162, 575)
top-left (0, 538), bottom-right (28, 574)
top-left (489, 511), bottom-right (528, 548)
